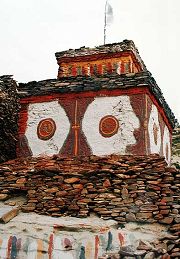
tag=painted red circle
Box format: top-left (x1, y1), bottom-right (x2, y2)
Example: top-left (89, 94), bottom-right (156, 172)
top-left (99, 115), bottom-right (119, 137)
top-left (37, 118), bottom-right (56, 140)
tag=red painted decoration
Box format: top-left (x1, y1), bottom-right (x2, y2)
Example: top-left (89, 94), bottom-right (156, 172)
top-left (107, 62), bottom-right (113, 74)
top-left (90, 65), bottom-right (94, 75)
top-left (37, 118), bottom-right (56, 140)
top-left (82, 66), bottom-right (86, 76)
top-left (99, 115), bottom-right (119, 137)
top-left (121, 62), bottom-right (125, 74)
top-left (97, 64), bottom-right (103, 75)
top-left (71, 66), bottom-right (77, 76)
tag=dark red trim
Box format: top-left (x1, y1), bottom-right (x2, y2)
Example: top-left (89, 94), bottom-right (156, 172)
top-left (72, 66), bottom-right (77, 76)
top-left (121, 62), bottom-right (125, 74)
top-left (20, 87), bottom-right (173, 133)
top-left (18, 104), bottom-right (29, 135)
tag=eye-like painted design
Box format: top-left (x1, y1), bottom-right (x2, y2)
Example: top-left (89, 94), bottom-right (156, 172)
top-left (99, 115), bottom-right (119, 137)
top-left (163, 125), bottom-right (171, 165)
top-left (25, 101), bottom-right (70, 156)
top-left (82, 96), bottom-right (140, 156)
top-left (37, 118), bottom-right (56, 140)
top-left (148, 104), bottom-right (161, 154)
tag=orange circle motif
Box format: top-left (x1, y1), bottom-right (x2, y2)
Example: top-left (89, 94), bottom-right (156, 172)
top-left (99, 115), bottom-right (119, 137)
top-left (37, 118), bottom-right (56, 140)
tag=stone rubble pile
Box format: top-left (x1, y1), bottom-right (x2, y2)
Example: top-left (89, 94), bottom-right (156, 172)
top-left (0, 75), bottom-right (20, 163)
top-left (0, 154), bottom-right (179, 220)
top-left (100, 233), bottom-right (180, 258)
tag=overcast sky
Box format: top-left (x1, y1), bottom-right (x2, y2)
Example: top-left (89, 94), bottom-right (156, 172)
top-left (0, 0), bottom-right (179, 122)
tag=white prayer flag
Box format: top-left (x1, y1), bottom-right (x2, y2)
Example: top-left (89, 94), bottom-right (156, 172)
top-left (106, 1), bottom-right (114, 26)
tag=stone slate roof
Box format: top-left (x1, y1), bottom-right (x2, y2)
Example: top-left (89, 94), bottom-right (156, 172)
top-left (18, 71), bottom-right (176, 128)
top-left (55, 39), bottom-right (147, 71)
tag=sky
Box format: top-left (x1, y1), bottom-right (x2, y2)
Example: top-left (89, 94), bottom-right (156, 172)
top-left (0, 0), bottom-right (180, 122)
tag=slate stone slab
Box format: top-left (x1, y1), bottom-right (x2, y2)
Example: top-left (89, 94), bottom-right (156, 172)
top-left (0, 206), bottom-right (19, 223)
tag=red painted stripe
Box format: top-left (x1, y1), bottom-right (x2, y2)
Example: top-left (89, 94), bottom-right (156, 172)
top-left (7, 236), bottom-right (13, 259)
top-left (90, 65), bottom-right (94, 75)
top-left (48, 234), bottom-right (54, 259)
top-left (118, 233), bottom-right (124, 246)
top-left (72, 66), bottom-right (77, 76)
top-left (97, 64), bottom-right (103, 75)
top-left (94, 235), bottom-right (99, 259)
top-left (121, 62), bottom-right (125, 74)
top-left (82, 66), bottom-right (86, 76)
top-left (107, 62), bottom-right (112, 73)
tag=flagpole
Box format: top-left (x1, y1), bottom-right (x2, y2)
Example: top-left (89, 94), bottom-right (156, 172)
top-left (104, 0), bottom-right (108, 45)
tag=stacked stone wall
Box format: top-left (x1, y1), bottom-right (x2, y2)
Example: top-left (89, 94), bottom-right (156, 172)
top-left (0, 154), bottom-right (179, 225)
top-left (0, 75), bottom-right (20, 163)
top-left (0, 154), bottom-right (179, 257)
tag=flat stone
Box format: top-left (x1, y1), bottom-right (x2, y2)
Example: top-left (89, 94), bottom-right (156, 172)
top-left (136, 212), bottom-right (152, 219)
top-left (64, 177), bottom-right (80, 184)
top-left (119, 245), bottom-right (135, 256)
top-left (140, 205), bottom-right (158, 211)
top-left (0, 194), bottom-right (9, 201)
top-left (137, 240), bottom-right (153, 251)
top-left (73, 184), bottom-right (83, 189)
top-left (171, 252), bottom-right (180, 257)
top-left (126, 213), bottom-right (136, 222)
top-left (159, 217), bottom-right (173, 224)
top-left (144, 252), bottom-right (155, 259)
top-left (16, 178), bottom-right (26, 184)
top-left (45, 187), bottom-right (59, 193)
top-left (0, 206), bottom-right (19, 223)
top-left (170, 223), bottom-right (180, 231)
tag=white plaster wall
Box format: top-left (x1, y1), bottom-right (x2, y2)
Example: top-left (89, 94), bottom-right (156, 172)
top-left (25, 101), bottom-right (70, 157)
top-left (148, 104), bottom-right (161, 154)
top-left (0, 213), bottom-right (168, 259)
top-left (82, 96), bottom-right (140, 156)
top-left (163, 125), bottom-right (171, 165)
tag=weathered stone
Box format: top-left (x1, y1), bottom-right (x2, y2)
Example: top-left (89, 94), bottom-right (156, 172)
top-left (169, 223), bottom-right (180, 231)
top-left (170, 252), bottom-right (180, 257)
top-left (137, 240), bottom-right (153, 251)
top-left (56, 191), bottom-right (67, 197)
top-left (0, 207), bottom-right (19, 223)
top-left (0, 194), bottom-right (9, 201)
top-left (121, 188), bottom-right (129, 199)
top-left (160, 210), bottom-right (170, 215)
top-left (160, 217), bottom-right (173, 224)
top-left (126, 213), bottom-right (136, 222)
top-left (68, 204), bottom-right (79, 211)
top-left (64, 177), bottom-right (80, 184)
top-left (73, 184), bottom-right (83, 189)
top-left (174, 216), bottom-right (180, 223)
top-left (45, 187), bottom-right (59, 193)
top-left (144, 252), bottom-right (155, 259)
top-left (167, 244), bottom-right (175, 252)
top-left (119, 245), bottom-right (135, 256)
top-left (136, 212), bottom-right (152, 219)
top-left (140, 205), bottom-right (158, 211)
top-left (103, 179), bottom-right (111, 187)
